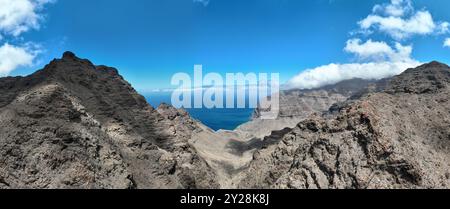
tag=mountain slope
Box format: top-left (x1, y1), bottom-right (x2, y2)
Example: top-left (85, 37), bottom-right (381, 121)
top-left (1, 52), bottom-right (448, 189)
top-left (190, 78), bottom-right (381, 188)
top-left (238, 62), bottom-right (450, 189)
top-left (0, 52), bottom-right (219, 189)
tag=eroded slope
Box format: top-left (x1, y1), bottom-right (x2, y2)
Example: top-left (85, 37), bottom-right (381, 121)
top-left (238, 62), bottom-right (450, 189)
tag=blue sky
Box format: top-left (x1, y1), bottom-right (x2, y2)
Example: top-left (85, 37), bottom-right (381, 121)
top-left (1, 0), bottom-right (450, 91)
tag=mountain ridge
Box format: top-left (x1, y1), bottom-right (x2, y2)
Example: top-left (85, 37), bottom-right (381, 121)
top-left (0, 52), bottom-right (220, 189)
top-left (0, 52), bottom-right (448, 189)
top-left (238, 62), bottom-right (450, 188)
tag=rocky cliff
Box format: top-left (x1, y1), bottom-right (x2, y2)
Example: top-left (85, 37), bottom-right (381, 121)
top-left (238, 62), bottom-right (450, 189)
top-left (0, 52), bottom-right (219, 189)
top-left (189, 79), bottom-right (379, 188)
top-left (235, 78), bottom-right (384, 141)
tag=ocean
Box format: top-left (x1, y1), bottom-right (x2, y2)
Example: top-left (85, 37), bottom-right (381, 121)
top-left (143, 92), bottom-right (255, 131)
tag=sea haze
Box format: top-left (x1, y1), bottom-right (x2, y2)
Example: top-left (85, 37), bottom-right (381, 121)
top-left (143, 91), bottom-right (255, 131)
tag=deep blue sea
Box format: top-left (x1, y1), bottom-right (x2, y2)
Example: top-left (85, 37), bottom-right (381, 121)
top-left (143, 92), bottom-right (254, 131)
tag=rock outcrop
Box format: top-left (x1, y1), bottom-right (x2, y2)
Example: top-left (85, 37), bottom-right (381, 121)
top-left (238, 62), bottom-right (450, 189)
top-left (234, 78), bottom-right (384, 141)
top-left (0, 52), bottom-right (219, 189)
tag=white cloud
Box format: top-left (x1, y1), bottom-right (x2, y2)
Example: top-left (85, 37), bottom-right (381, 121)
top-left (286, 61), bottom-right (420, 90)
top-left (0, 0), bottom-right (54, 36)
top-left (287, 38), bottom-right (421, 89)
top-left (0, 0), bottom-right (53, 76)
top-left (0, 43), bottom-right (36, 76)
top-left (286, 0), bottom-right (434, 90)
top-left (444, 38), bottom-right (450, 48)
top-left (438, 22), bottom-right (450, 34)
top-left (344, 39), bottom-right (413, 62)
top-left (372, 0), bottom-right (413, 17)
top-left (358, 0), bottom-right (449, 40)
top-left (193, 0), bottom-right (210, 6)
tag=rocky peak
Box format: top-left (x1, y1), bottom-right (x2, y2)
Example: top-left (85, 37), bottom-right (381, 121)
top-left (424, 61), bottom-right (450, 68)
top-left (96, 65), bottom-right (119, 76)
top-left (62, 51), bottom-right (77, 60)
top-left (157, 103), bottom-right (187, 120)
top-left (0, 52), bottom-right (220, 189)
top-left (386, 61), bottom-right (450, 94)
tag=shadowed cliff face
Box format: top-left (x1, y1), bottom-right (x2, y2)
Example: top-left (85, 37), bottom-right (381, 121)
top-left (0, 52), bottom-right (220, 189)
top-left (238, 62), bottom-right (450, 189)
